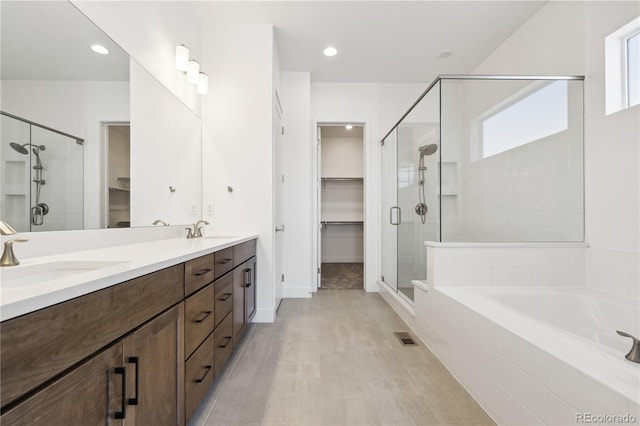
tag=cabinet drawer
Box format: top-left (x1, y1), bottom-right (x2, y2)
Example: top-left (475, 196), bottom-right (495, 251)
top-left (234, 239), bottom-right (256, 267)
top-left (214, 248), bottom-right (234, 279)
top-left (184, 254), bottom-right (215, 296)
top-left (185, 333), bottom-right (214, 423)
top-left (185, 284), bottom-right (215, 359)
top-left (214, 273), bottom-right (233, 328)
top-left (214, 313), bottom-right (234, 376)
top-left (0, 264), bottom-right (183, 408)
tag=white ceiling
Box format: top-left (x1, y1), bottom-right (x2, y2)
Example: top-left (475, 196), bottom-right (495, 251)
top-left (192, 1), bottom-right (547, 82)
top-left (1, 1), bottom-right (129, 81)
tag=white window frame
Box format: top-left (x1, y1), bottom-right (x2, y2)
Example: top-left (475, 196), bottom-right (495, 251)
top-left (605, 17), bottom-right (640, 115)
top-left (623, 30), bottom-right (639, 108)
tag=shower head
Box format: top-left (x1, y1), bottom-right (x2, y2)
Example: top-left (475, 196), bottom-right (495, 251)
top-left (9, 142), bottom-right (29, 155)
top-left (418, 144), bottom-right (438, 157)
top-left (9, 142), bottom-right (46, 155)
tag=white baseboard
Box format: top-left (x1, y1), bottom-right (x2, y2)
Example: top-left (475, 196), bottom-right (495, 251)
top-left (283, 286), bottom-right (313, 298)
top-left (251, 307), bottom-right (275, 323)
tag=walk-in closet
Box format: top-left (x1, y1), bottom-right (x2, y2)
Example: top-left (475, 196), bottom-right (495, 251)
top-left (319, 125), bottom-right (364, 290)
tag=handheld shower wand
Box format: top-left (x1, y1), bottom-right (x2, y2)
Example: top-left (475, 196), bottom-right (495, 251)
top-left (415, 144), bottom-right (438, 224)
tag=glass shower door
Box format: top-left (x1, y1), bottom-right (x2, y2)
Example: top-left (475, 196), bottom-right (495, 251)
top-left (381, 129), bottom-right (398, 292)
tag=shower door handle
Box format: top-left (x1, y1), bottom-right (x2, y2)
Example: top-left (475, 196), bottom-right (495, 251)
top-left (389, 207), bottom-right (401, 225)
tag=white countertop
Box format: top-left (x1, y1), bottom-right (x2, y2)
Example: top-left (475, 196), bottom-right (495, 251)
top-left (0, 234), bottom-right (257, 322)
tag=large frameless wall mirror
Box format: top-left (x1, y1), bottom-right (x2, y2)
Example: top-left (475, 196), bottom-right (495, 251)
top-left (0, 0), bottom-right (202, 232)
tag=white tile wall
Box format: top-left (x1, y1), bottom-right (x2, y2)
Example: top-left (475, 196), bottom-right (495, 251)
top-left (426, 244), bottom-right (587, 288)
top-left (587, 249), bottom-right (640, 301)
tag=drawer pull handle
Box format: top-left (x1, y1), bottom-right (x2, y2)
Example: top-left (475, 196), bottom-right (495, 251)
top-left (218, 292), bottom-right (232, 301)
top-left (244, 268), bottom-right (252, 288)
top-left (217, 258), bottom-right (232, 265)
top-left (114, 367), bottom-right (126, 419)
top-left (218, 336), bottom-right (232, 348)
top-left (194, 310), bottom-right (212, 323)
top-left (127, 356), bottom-right (140, 406)
top-left (195, 365), bottom-right (213, 383)
top-left (194, 268), bottom-right (213, 277)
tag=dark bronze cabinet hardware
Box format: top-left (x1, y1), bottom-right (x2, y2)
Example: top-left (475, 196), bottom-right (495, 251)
top-left (114, 367), bottom-right (126, 419)
top-left (216, 258), bottom-right (232, 264)
top-left (195, 365), bottom-right (213, 383)
top-left (127, 357), bottom-right (139, 405)
top-left (218, 336), bottom-right (232, 348)
top-left (218, 293), bottom-right (232, 301)
top-left (244, 268), bottom-right (252, 287)
top-left (194, 311), bottom-right (212, 323)
top-left (193, 268), bottom-right (213, 277)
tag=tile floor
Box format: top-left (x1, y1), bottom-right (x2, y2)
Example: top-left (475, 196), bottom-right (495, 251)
top-left (189, 290), bottom-right (494, 426)
top-left (320, 263), bottom-right (364, 290)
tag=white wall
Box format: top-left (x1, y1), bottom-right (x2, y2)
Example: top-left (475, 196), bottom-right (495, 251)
top-left (201, 24), bottom-right (276, 322)
top-left (280, 72), bottom-right (313, 298)
top-left (472, 1), bottom-right (639, 299)
top-left (71, 0), bottom-right (201, 115)
top-left (130, 62), bottom-right (201, 227)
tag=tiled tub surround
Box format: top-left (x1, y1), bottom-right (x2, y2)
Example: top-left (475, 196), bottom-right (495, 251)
top-left (0, 233), bottom-right (257, 321)
top-left (413, 283), bottom-right (639, 425)
top-left (397, 243), bottom-right (640, 425)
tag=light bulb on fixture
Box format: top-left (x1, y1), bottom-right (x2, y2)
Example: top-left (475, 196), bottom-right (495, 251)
top-left (176, 45), bottom-right (189, 71)
top-left (345, 125), bottom-right (353, 130)
top-left (187, 60), bottom-right (200, 84)
top-left (197, 72), bottom-right (208, 95)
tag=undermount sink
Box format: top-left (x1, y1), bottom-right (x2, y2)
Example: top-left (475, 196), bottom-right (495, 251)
top-left (0, 260), bottom-right (126, 288)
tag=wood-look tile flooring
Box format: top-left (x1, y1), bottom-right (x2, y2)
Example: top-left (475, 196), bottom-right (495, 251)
top-left (320, 263), bottom-right (364, 290)
top-left (189, 290), bottom-right (494, 426)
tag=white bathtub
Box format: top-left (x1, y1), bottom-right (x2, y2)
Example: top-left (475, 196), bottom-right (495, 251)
top-left (413, 283), bottom-right (640, 425)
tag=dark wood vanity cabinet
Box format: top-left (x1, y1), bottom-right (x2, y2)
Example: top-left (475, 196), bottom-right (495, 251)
top-left (0, 238), bottom-right (257, 426)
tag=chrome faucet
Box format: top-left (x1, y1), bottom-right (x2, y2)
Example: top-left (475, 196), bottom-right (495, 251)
top-left (0, 220), bottom-right (28, 267)
top-left (152, 219), bottom-right (169, 226)
top-left (185, 220), bottom-right (210, 239)
top-left (617, 331), bottom-right (640, 363)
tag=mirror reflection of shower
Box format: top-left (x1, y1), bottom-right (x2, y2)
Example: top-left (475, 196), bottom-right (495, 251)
top-left (10, 142), bottom-right (49, 226)
top-left (415, 143), bottom-right (438, 224)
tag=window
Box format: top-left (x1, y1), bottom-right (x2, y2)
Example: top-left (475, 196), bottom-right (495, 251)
top-left (626, 32), bottom-right (639, 107)
top-left (481, 80), bottom-right (568, 158)
top-left (605, 17), bottom-right (640, 114)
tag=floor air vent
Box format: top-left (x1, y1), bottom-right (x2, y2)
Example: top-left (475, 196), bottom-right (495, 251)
top-left (394, 332), bottom-right (418, 346)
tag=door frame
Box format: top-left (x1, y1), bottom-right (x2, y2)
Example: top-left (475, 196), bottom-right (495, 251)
top-left (312, 121), bottom-right (370, 292)
top-left (101, 122), bottom-right (130, 229)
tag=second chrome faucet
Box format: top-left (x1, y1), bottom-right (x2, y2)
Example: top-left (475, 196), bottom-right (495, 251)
top-left (186, 220), bottom-right (210, 239)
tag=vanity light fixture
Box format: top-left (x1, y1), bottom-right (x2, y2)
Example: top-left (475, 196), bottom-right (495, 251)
top-left (345, 125), bottom-right (353, 130)
top-left (323, 46), bottom-right (338, 57)
top-left (176, 45), bottom-right (207, 95)
top-left (91, 44), bottom-right (109, 55)
top-left (186, 60), bottom-right (200, 84)
top-left (175, 44), bottom-right (189, 71)
top-left (197, 72), bottom-right (208, 95)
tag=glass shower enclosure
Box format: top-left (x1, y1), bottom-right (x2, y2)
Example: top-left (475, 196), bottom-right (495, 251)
top-left (1, 112), bottom-right (84, 232)
top-left (381, 75), bottom-right (584, 302)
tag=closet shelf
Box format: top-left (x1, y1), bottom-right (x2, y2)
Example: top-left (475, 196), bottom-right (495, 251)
top-left (321, 177), bottom-right (363, 181)
top-left (321, 221), bottom-right (363, 225)
top-left (109, 187), bottom-right (130, 193)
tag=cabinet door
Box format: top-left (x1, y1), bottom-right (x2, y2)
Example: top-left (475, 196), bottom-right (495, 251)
top-left (233, 262), bottom-right (246, 340)
top-left (123, 304), bottom-right (184, 426)
top-left (1, 343), bottom-right (124, 426)
top-left (245, 257), bottom-right (256, 322)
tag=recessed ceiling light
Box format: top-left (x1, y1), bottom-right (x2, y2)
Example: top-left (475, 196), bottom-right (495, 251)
top-left (437, 51), bottom-right (451, 59)
top-left (323, 46), bottom-right (338, 57)
top-left (345, 125), bottom-right (353, 130)
top-left (91, 44), bottom-right (109, 55)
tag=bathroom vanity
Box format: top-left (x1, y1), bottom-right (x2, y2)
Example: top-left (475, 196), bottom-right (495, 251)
top-left (0, 236), bottom-right (257, 425)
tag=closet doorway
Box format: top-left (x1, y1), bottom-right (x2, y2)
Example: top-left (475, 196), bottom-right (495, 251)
top-left (317, 124), bottom-right (364, 290)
